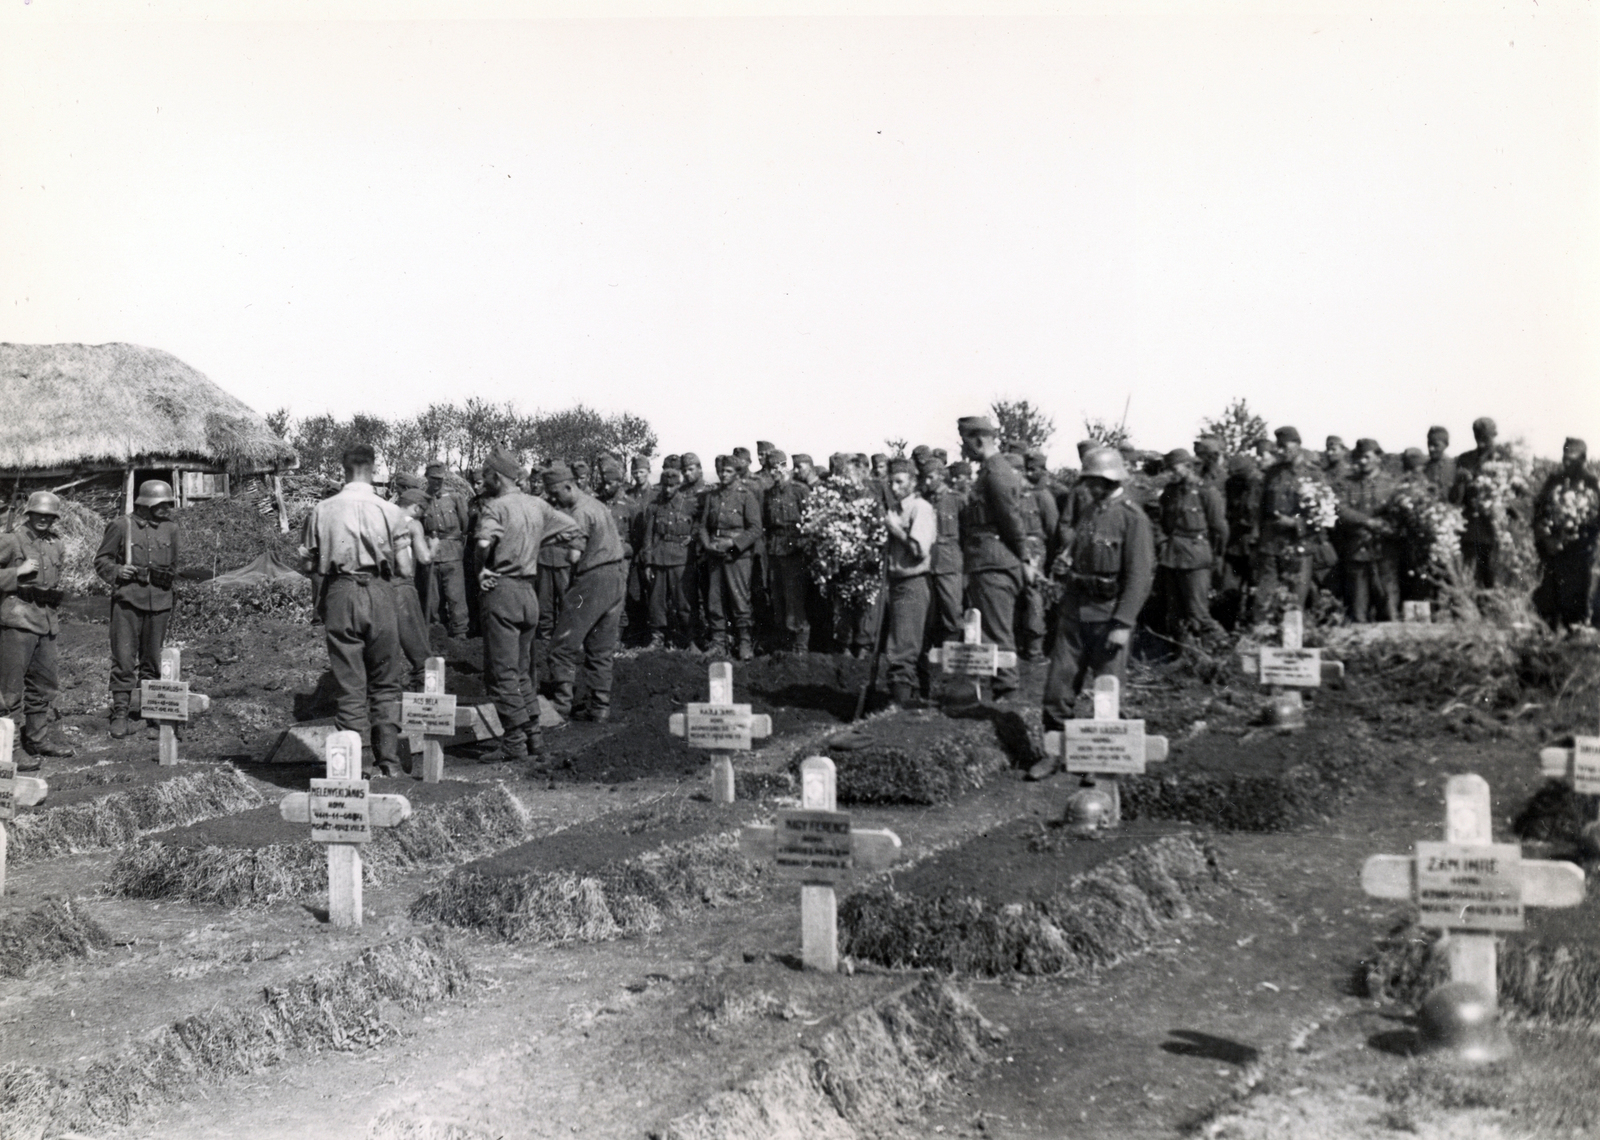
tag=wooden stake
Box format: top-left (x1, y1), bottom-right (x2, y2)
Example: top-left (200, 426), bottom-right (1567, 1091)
top-left (325, 730), bottom-right (363, 928)
top-left (801, 757), bottom-right (840, 972)
top-left (421, 657), bottom-right (446, 783)
top-left (158, 648), bottom-right (181, 766)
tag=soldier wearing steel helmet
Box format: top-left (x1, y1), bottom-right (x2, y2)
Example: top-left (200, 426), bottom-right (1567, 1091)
top-left (94, 479), bottom-right (182, 739)
top-left (1032, 447), bottom-right (1154, 777)
top-left (0, 491), bottom-right (74, 765)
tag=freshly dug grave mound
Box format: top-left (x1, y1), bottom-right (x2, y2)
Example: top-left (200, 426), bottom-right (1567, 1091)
top-left (662, 976), bottom-right (1002, 1140)
top-left (820, 715), bottom-right (1010, 805)
top-left (4, 765), bottom-right (264, 865)
top-left (410, 796), bottom-right (767, 942)
top-left (1513, 777), bottom-right (1598, 846)
top-left (0, 898), bottom-right (113, 978)
top-left (0, 932), bottom-right (473, 1140)
top-left (840, 821), bottom-right (1221, 975)
top-left (105, 781), bottom-right (531, 907)
top-left (1120, 718), bottom-right (1394, 831)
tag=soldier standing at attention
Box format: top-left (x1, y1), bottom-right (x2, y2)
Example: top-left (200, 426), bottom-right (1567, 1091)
top-left (1423, 427), bottom-right (1454, 499)
top-left (680, 452), bottom-right (710, 648)
top-left (1532, 438), bottom-right (1599, 630)
top-left (475, 447), bottom-right (581, 766)
top-left (957, 416), bottom-right (1031, 702)
top-left (95, 479), bottom-right (179, 740)
top-left (569, 459), bottom-right (591, 492)
top-left (392, 490), bottom-right (436, 696)
top-left (1033, 447), bottom-right (1154, 777)
top-left (762, 450), bottom-right (812, 652)
top-left (1253, 427), bottom-right (1315, 623)
top-left (920, 458), bottom-right (966, 660)
top-left (947, 459), bottom-right (974, 500)
top-left (1449, 417), bottom-right (1511, 588)
top-left (422, 462), bottom-right (471, 638)
top-left (299, 445), bottom-right (412, 776)
top-left (1323, 436), bottom-right (1351, 482)
top-left (1194, 436), bottom-right (1227, 492)
top-left (699, 456), bottom-right (764, 660)
top-left (594, 458), bottom-right (639, 642)
top-left (1334, 439), bottom-right (1400, 622)
top-left (882, 458), bottom-right (937, 708)
top-left (1065, 439), bottom-right (1099, 527)
top-left (1219, 452), bottom-right (1263, 628)
top-left (544, 463), bottom-right (626, 722)
top-left (0, 492), bottom-right (73, 766)
top-left (1020, 449), bottom-right (1060, 661)
top-left (1155, 449), bottom-right (1228, 646)
top-left (792, 453), bottom-right (820, 489)
top-left (641, 460), bottom-right (697, 648)
top-left (628, 455), bottom-right (652, 499)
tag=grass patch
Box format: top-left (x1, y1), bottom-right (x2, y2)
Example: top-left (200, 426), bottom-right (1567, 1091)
top-left (841, 833), bottom-right (1221, 975)
top-left (0, 898), bottom-right (113, 978)
top-left (5, 766), bottom-right (264, 865)
top-left (662, 977), bottom-right (1002, 1140)
top-left (0, 933), bottom-right (473, 1140)
top-left (105, 782), bottom-right (533, 907)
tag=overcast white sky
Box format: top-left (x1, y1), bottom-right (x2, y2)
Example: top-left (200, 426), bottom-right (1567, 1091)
top-left (2, 0), bottom-right (1596, 465)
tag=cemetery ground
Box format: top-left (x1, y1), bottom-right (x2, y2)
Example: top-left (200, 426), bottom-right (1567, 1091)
top-left (3, 594), bottom-right (1600, 1138)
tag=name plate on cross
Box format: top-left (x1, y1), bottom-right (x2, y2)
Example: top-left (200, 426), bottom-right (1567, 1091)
top-left (1063, 720), bottom-right (1149, 775)
top-left (773, 810), bottom-right (854, 884)
top-left (0, 760), bottom-right (15, 822)
top-left (402, 692), bottom-right (458, 737)
top-left (140, 679), bottom-right (190, 721)
top-left (927, 608), bottom-right (1016, 676)
top-left (1258, 647), bottom-right (1323, 688)
top-left (309, 779), bottom-right (373, 843)
top-left (684, 703), bottom-right (757, 750)
top-left (1415, 842), bottom-right (1524, 931)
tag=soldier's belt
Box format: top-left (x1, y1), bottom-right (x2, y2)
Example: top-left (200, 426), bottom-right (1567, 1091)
top-left (15, 585), bottom-right (65, 607)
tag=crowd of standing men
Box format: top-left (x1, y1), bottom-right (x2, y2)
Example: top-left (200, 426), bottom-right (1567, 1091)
top-left (0, 414), bottom-right (1591, 776)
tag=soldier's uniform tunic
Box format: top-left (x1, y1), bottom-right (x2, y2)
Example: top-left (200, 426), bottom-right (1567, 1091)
top-left (1449, 446), bottom-right (1511, 589)
top-left (94, 513), bottom-right (179, 706)
top-left (641, 484), bottom-right (699, 644)
top-left (1156, 479), bottom-right (1228, 642)
top-left (422, 486), bottom-right (471, 636)
top-left (0, 528), bottom-right (66, 744)
top-left (926, 484), bottom-right (966, 650)
top-left (1253, 458), bottom-right (1314, 622)
top-left (1042, 491), bottom-right (1155, 727)
top-left (960, 453), bottom-right (1029, 697)
top-left (546, 492), bottom-right (627, 717)
top-left (1219, 459), bottom-right (1262, 628)
top-left (1334, 469), bottom-right (1400, 622)
top-left (698, 481), bottom-right (764, 648)
top-left (763, 477), bottom-right (812, 650)
top-left (1017, 482), bottom-right (1059, 660)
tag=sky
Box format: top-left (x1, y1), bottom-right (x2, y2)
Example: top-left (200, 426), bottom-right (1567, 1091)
top-left (2, 0), bottom-right (1596, 466)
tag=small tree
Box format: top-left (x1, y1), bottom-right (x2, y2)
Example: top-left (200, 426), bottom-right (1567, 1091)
top-left (990, 399), bottom-right (1055, 455)
top-left (264, 407), bottom-right (292, 440)
top-left (883, 437), bottom-right (908, 458)
top-left (1199, 398), bottom-right (1270, 457)
top-left (1083, 417), bottom-right (1132, 451)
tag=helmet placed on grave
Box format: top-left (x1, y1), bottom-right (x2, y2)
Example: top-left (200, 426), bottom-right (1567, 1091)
top-left (1416, 981), bottom-right (1510, 1063)
top-left (1063, 787), bottom-right (1115, 838)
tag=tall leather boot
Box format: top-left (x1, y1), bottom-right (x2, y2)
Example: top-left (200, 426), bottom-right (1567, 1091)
top-left (370, 723), bottom-right (403, 777)
top-left (23, 712), bottom-right (74, 759)
top-left (735, 627), bottom-right (754, 661)
top-left (109, 693), bottom-right (132, 739)
top-left (549, 682), bottom-right (574, 721)
top-left (478, 724), bottom-right (530, 764)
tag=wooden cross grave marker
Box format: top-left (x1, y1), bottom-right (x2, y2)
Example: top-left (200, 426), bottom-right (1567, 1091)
top-left (279, 730), bottom-right (412, 927)
top-left (1237, 609), bottom-right (1344, 729)
top-left (927, 608), bottom-right (1018, 703)
top-left (401, 656), bottom-right (455, 783)
top-left (1362, 773), bottom-right (1583, 1020)
top-left (138, 648), bottom-right (212, 766)
top-left (1402, 600), bottom-right (1433, 624)
top-left (1040, 675), bottom-right (1169, 827)
top-left (0, 718), bottom-right (49, 897)
top-left (1536, 696), bottom-right (1600, 815)
top-left (740, 756), bottom-right (902, 972)
top-left (669, 662), bottom-right (772, 805)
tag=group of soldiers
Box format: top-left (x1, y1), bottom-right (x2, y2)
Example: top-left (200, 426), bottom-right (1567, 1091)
top-left (0, 413), bottom-right (1592, 776)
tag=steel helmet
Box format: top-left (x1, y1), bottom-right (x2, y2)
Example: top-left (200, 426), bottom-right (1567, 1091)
top-left (24, 491), bottom-right (61, 517)
top-left (1063, 787), bottom-right (1116, 837)
top-left (1416, 981), bottom-right (1510, 1062)
top-left (135, 479), bottom-right (176, 507)
top-left (1079, 448), bottom-right (1129, 483)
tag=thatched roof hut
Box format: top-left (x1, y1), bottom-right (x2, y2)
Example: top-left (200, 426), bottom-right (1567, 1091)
top-left (0, 343), bottom-right (297, 478)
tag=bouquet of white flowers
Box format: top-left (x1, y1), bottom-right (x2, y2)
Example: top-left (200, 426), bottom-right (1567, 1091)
top-left (1296, 478), bottom-right (1339, 531)
top-left (798, 479), bottom-right (887, 607)
top-left (1386, 484), bottom-right (1467, 585)
top-left (1535, 481), bottom-right (1600, 552)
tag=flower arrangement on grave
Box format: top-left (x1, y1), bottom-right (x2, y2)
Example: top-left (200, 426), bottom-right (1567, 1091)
top-left (1534, 481), bottom-right (1600, 554)
top-left (1295, 478), bottom-right (1339, 531)
top-left (798, 479), bottom-right (888, 607)
top-left (1385, 485), bottom-right (1467, 585)
top-left (1463, 446), bottom-right (1534, 582)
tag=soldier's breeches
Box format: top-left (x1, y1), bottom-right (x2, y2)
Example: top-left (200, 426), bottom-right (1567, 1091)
top-left (109, 599), bottom-right (171, 694)
top-left (0, 627), bottom-right (58, 720)
top-left (1019, 577), bottom-right (1047, 653)
top-left (1042, 617), bottom-right (1127, 728)
top-left (393, 581), bottom-right (431, 690)
top-left (1461, 532), bottom-right (1499, 589)
top-left (1342, 558), bottom-right (1398, 623)
top-left (648, 565), bottom-right (690, 633)
top-left (1252, 551), bottom-right (1311, 622)
top-left (967, 567), bottom-right (1022, 694)
top-left (322, 577), bottom-right (404, 735)
top-left (427, 558), bottom-right (470, 636)
top-left (929, 572), bottom-right (964, 644)
top-left (547, 562), bottom-right (625, 709)
top-left (536, 565), bottom-right (569, 640)
top-left (1537, 548), bottom-right (1593, 628)
top-left (705, 556), bottom-right (753, 635)
top-left (885, 575), bottom-right (930, 691)
top-left (481, 577), bottom-right (539, 730)
top-left (770, 554), bottom-right (811, 635)
top-left (1160, 567), bottom-right (1220, 637)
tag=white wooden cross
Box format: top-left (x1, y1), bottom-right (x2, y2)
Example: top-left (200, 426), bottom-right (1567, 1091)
top-left (1362, 773), bottom-right (1584, 1012)
top-left (1402, 600), bottom-right (1433, 624)
top-left (927, 608), bottom-right (1018, 703)
top-left (1536, 697), bottom-right (1600, 805)
top-left (139, 648), bottom-right (212, 766)
top-left (279, 730), bottom-right (413, 927)
top-left (0, 718), bottom-right (48, 897)
top-left (1041, 675), bottom-right (1168, 827)
top-left (740, 756), bottom-right (902, 971)
top-left (669, 662), bottom-right (772, 805)
top-left (1237, 610), bottom-right (1344, 728)
top-left (401, 656), bottom-right (455, 783)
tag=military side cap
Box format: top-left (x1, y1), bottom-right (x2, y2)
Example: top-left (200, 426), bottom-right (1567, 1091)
top-left (732, 446), bottom-right (751, 460)
top-left (1325, 435), bottom-right (1347, 450)
top-left (397, 488), bottom-right (429, 509)
top-left (852, 452), bottom-right (868, 465)
top-left (485, 447), bottom-right (524, 480)
top-left (887, 457), bottom-right (914, 476)
top-left (1565, 437), bottom-right (1588, 455)
top-left (1164, 448), bottom-right (1195, 469)
top-left (911, 444), bottom-right (931, 463)
top-left (1274, 426), bottom-right (1302, 444)
top-left (599, 457), bottom-right (625, 479)
top-left (1194, 435), bottom-right (1222, 454)
top-left (1427, 425), bottom-right (1450, 444)
top-left (1003, 453), bottom-right (1025, 470)
top-left (948, 460), bottom-right (972, 477)
top-left (1401, 447), bottom-right (1426, 466)
top-left (425, 462), bottom-right (448, 478)
top-left (680, 452), bottom-right (702, 467)
top-left (1025, 449), bottom-right (1046, 463)
top-left (756, 440), bottom-right (775, 453)
top-left (1472, 416), bottom-right (1497, 436)
top-left (930, 448), bottom-right (948, 463)
top-left (662, 454), bottom-right (681, 470)
top-left (631, 456), bottom-right (651, 472)
top-left (715, 454), bottom-right (733, 470)
top-left (957, 416), bottom-right (998, 435)
top-left (917, 455), bottom-right (942, 474)
top-left (871, 452), bottom-right (888, 463)
top-left (791, 453), bottom-right (813, 466)
top-left (766, 448), bottom-right (787, 466)
top-left (1353, 438), bottom-right (1382, 458)
top-left (542, 462), bottom-right (575, 488)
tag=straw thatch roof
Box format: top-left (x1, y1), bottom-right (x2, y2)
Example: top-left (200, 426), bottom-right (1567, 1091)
top-left (0, 343), bottom-right (297, 474)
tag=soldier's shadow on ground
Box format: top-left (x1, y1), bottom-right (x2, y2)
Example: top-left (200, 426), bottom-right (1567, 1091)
top-left (1160, 1030), bottom-right (1260, 1066)
top-left (238, 760), bottom-right (325, 792)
